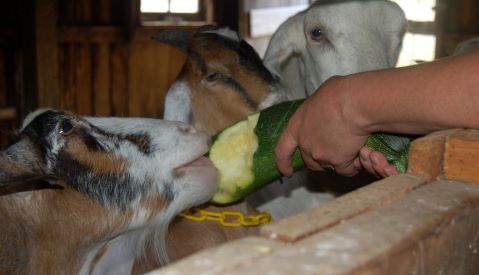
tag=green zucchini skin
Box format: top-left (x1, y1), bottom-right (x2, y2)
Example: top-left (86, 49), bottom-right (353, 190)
top-left (210, 100), bottom-right (413, 204)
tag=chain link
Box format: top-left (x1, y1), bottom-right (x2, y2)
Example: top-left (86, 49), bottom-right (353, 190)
top-left (179, 208), bottom-right (272, 227)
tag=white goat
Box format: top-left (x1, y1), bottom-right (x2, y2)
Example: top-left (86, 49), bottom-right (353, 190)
top-left (264, 0), bottom-right (407, 98)
top-left (0, 109), bottom-right (217, 274)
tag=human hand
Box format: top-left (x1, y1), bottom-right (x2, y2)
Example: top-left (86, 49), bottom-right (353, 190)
top-left (274, 77), bottom-right (369, 177)
top-left (358, 147), bottom-right (398, 178)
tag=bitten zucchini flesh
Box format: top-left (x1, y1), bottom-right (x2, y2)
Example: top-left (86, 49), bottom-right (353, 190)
top-left (209, 100), bottom-right (412, 204)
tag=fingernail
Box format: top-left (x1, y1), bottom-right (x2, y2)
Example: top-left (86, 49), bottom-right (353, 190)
top-left (360, 150), bottom-right (368, 160)
top-left (384, 168), bottom-right (395, 177)
top-left (371, 155), bottom-right (379, 165)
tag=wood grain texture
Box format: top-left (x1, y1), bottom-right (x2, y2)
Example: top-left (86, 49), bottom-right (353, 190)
top-left (407, 129), bottom-right (462, 179)
top-left (93, 44), bottom-right (111, 116)
top-left (110, 43), bottom-right (128, 116)
top-left (128, 42), bottom-right (185, 118)
top-left (260, 174), bottom-right (428, 242)
top-left (35, 0), bottom-right (61, 108)
top-left (444, 130), bottom-right (479, 184)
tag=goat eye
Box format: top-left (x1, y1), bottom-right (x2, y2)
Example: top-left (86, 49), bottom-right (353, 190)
top-left (311, 28), bottom-right (323, 41)
top-left (205, 71), bottom-right (220, 82)
top-left (60, 122), bottom-right (75, 136)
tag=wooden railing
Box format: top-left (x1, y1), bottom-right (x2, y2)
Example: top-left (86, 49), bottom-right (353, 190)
top-left (149, 129), bottom-right (479, 274)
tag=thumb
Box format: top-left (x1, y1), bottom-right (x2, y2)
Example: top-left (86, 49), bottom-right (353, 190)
top-left (275, 128), bottom-right (298, 177)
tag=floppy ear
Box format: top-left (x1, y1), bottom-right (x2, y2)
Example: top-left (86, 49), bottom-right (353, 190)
top-left (264, 11), bottom-right (308, 99)
top-left (0, 138), bottom-right (45, 190)
top-left (264, 11), bottom-right (306, 75)
top-left (151, 29), bottom-right (194, 54)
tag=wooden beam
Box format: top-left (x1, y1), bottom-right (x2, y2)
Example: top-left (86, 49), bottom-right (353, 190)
top-left (59, 26), bottom-right (124, 43)
top-left (409, 128), bottom-right (479, 184)
top-left (0, 107), bottom-right (16, 120)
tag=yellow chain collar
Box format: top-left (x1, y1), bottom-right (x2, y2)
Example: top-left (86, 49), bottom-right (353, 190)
top-left (179, 208), bottom-right (272, 227)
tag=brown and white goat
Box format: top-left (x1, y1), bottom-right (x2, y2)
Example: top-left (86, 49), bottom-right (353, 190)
top-left (153, 24), bottom-right (392, 220)
top-left (153, 26), bottom-right (288, 135)
top-left (0, 109), bottom-right (217, 274)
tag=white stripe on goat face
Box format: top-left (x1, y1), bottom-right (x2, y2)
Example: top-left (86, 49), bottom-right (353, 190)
top-left (163, 81), bottom-right (192, 124)
top-left (85, 117), bottom-right (217, 212)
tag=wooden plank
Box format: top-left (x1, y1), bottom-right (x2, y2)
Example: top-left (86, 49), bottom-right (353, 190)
top-left (59, 26), bottom-right (123, 43)
top-left (60, 45), bottom-right (77, 111)
top-left (149, 237), bottom-right (285, 275)
top-left (35, 0), bottom-right (60, 108)
top-left (444, 129), bottom-right (479, 184)
top-left (95, 0), bottom-right (111, 24)
top-left (93, 44), bottom-right (111, 116)
top-left (75, 44), bottom-right (92, 115)
top-left (226, 180), bottom-right (479, 275)
top-left (0, 107), bottom-right (17, 120)
top-left (150, 180), bottom-right (479, 275)
top-left (407, 129), bottom-right (461, 179)
top-left (128, 42), bottom-right (184, 118)
top-left (259, 174), bottom-right (428, 242)
top-left (110, 43), bottom-right (128, 116)
top-left (408, 129), bottom-right (479, 184)
top-left (0, 49), bottom-right (6, 106)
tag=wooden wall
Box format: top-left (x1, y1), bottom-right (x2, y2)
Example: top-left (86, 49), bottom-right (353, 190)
top-left (57, 0), bottom-right (187, 118)
top-left (436, 0), bottom-right (479, 57)
top-left (0, 0), bottom-right (190, 127)
top-left (0, 0), bottom-right (478, 149)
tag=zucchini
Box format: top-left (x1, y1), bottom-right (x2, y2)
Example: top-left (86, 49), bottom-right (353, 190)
top-left (209, 100), bottom-right (412, 204)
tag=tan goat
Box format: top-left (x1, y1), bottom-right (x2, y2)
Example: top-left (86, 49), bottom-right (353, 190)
top-left (0, 109), bottom-right (218, 274)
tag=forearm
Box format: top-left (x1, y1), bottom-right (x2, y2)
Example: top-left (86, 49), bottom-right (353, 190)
top-left (343, 49), bottom-right (479, 135)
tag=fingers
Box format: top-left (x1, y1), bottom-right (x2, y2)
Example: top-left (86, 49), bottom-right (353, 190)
top-left (370, 151), bottom-right (398, 177)
top-left (275, 129), bottom-right (299, 177)
top-left (302, 150), bottom-right (360, 177)
top-left (359, 147), bottom-right (398, 178)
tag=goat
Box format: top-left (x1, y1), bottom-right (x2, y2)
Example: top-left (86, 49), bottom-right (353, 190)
top-left (154, 5), bottom-right (406, 218)
top-left (264, 0), bottom-right (407, 98)
top-left (152, 25), bottom-right (288, 135)
top-left (0, 109), bottom-right (217, 274)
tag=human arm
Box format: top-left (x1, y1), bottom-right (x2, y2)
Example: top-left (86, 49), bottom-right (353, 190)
top-left (275, 49), bottom-right (479, 177)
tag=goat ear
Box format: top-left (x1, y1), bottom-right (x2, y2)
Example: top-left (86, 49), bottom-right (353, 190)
top-left (264, 12), bottom-right (307, 99)
top-left (151, 29), bottom-right (193, 53)
top-left (263, 11), bottom-right (306, 82)
top-left (0, 138), bottom-right (45, 189)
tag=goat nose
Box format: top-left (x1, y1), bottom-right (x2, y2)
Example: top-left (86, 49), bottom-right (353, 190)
top-left (178, 124), bottom-right (197, 134)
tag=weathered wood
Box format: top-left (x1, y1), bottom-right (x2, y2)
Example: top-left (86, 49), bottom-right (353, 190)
top-left (153, 179), bottom-right (479, 275)
top-left (409, 129), bottom-right (479, 184)
top-left (128, 42), bottom-right (185, 118)
top-left (151, 237), bottom-right (285, 275)
top-left (59, 27), bottom-right (123, 43)
top-left (93, 44), bottom-right (111, 116)
top-left (35, 0), bottom-right (61, 108)
top-left (0, 107), bottom-right (17, 120)
top-left (260, 174), bottom-right (428, 242)
top-left (0, 49), bottom-right (6, 106)
top-left (75, 44), bottom-right (93, 115)
top-left (60, 45), bottom-right (77, 111)
top-left (110, 43), bottom-right (128, 116)
top-left (444, 130), bottom-right (479, 184)
top-left (228, 180), bottom-right (479, 275)
top-left (408, 129), bottom-right (461, 179)
top-left (95, 0), bottom-right (111, 24)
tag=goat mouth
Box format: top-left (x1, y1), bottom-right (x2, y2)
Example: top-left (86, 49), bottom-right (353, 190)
top-left (174, 155), bottom-right (215, 173)
top-left (182, 156), bottom-right (214, 168)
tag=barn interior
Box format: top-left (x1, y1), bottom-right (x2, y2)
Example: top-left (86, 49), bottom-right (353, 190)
top-left (1, 0), bottom-right (479, 274)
